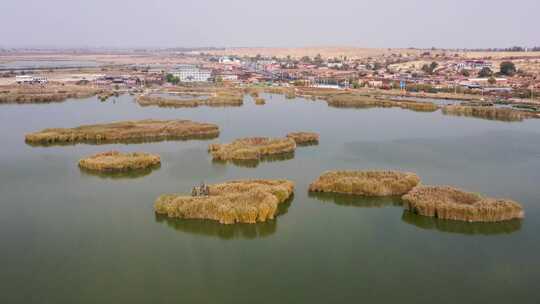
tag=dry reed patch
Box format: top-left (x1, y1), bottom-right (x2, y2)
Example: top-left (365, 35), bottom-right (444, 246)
top-left (325, 94), bottom-right (438, 112)
top-left (154, 179), bottom-right (295, 224)
top-left (442, 105), bottom-right (524, 122)
top-left (0, 85), bottom-right (100, 104)
top-left (78, 151), bottom-right (160, 172)
top-left (286, 132), bottom-right (320, 145)
top-left (209, 137), bottom-right (296, 161)
top-left (136, 90), bottom-right (243, 108)
top-left (396, 101), bottom-right (439, 112)
top-left (326, 95), bottom-right (395, 108)
top-left (255, 97), bottom-right (266, 105)
top-left (309, 170), bottom-right (420, 196)
top-left (25, 119), bottom-right (220, 146)
top-left (402, 186), bottom-right (524, 222)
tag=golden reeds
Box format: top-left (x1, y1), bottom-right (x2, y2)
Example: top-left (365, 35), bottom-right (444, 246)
top-left (78, 151), bottom-right (161, 172)
top-left (402, 186), bottom-right (524, 222)
top-left (325, 94), bottom-right (438, 112)
top-left (255, 97), bottom-right (266, 105)
top-left (396, 101), bottom-right (439, 112)
top-left (326, 95), bottom-right (395, 108)
top-left (209, 137), bottom-right (296, 161)
top-left (442, 105), bottom-right (524, 122)
top-left (25, 119), bottom-right (220, 146)
top-left (136, 89), bottom-right (243, 108)
top-left (286, 132), bottom-right (320, 145)
top-left (0, 85), bottom-right (100, 104)
top-left (154, 179), bottom-right (295, 224)
top-left (309, 170), bottom-right (421, 196)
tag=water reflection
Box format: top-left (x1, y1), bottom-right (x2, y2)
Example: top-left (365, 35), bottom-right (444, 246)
top-left (154, 196), bottom-right (293, 239)
top-left (25, 134), bottom-right (218, 147)
top-left (308, 192), bottom-right (403, 208)
top-left (79, 164), bottom-right (161, 180)
top-left (211, 152), bottom-right (295, 168)
top-left (295, 141), bottom-right (319, 147)
top-left (401, 210), bottom-right (522, 235)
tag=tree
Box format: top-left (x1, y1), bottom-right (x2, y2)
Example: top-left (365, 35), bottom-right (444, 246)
top-left (166, 73), bottom-right (180, 84)
top-left (422, 62), bottom-right (438, 74)
top-left (500, 61), bottom-right (517, 76)
top-left (300, 56), bottom-right (311, 63)
top-left (478, 67), bottom-right (493, 78)
top-left (488, 77), bottom-right (497, 85)
top-left (314, 54), bottom-right (323, 65)
top-left (461, 69), bottom-right (470, 77)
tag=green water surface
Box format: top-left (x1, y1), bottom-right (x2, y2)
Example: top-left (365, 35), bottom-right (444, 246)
top-left (0, 93), bottom-right (539, 303)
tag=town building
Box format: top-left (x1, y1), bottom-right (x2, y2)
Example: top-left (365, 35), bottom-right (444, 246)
top-left (171, 65), bottom-right (212, 82)
top-left (15, 75), bottom-right (47, 84)
top-left (456, 60), bottom-right (493, 70)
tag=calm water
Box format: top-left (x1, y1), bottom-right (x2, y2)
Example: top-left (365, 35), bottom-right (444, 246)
top-left (0, 60), bottom-right (101, 70)
top-left (1, 93), bottom-right (539, 303)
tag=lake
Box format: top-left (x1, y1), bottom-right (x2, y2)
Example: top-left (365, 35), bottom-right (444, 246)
top-left (0, 93), bottom-right (539, 303)
top-left (0, 60), bottom-right (102, 71)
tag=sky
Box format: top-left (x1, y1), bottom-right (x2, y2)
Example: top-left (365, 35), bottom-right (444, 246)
top-left (1, 0), bottom-right (539, 48)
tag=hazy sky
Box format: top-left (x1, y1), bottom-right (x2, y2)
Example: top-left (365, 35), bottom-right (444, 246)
top-left (1, 0), bottom-right (538, 48)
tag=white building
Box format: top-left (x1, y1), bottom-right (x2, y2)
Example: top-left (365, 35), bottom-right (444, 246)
top-left (16, 75), bottom-right (47, 84)
top-left (171, 65), bottom-right (211, 82)
top-left (216, 73), bottom-right (239, 81)
top-left (456, 60), bottom-right (493, 70)
top-left (219, 56), bottom-right (241, 64)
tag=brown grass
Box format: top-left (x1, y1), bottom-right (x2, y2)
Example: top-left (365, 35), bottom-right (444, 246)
top-left (25, 119), bottom-right (220, 146)
top-left (442, 105), bottom-right (525, 122)
top-left (78, 151), bottom-right (161, 172)
top-left (309, 170), bottom-right (420, 196)
top-left (0, 85), bottom-right (100, 104)
top-left (136, 90), bottom-right (243, 108)
top-left (255, 97), bottom-right (266, 105)
top-left (325, 94), bottom-right (438, 112)
top-left (263, 87), bottom-right (295, 95)
top-left (402, 186), bottom-right (524, 222)
top-left (286, 132), bottom-right (320, 145)
top-left (209, 137), bottom-right (296, 161)
top-left (154, 179), bottom-right (295, 224)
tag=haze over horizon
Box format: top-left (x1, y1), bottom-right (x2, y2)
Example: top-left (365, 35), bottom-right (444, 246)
top-left (1, 0), bottom-right (539, 49)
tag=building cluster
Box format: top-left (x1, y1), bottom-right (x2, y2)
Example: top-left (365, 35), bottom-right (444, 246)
top-left (8, 50), bottom-right (539, 100)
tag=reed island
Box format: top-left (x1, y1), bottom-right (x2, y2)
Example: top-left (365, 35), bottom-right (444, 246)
top-left (209, 137), bottom-right (296, 161)
top-left (441, 105), bottom-right (525, 122)
top-left (309, 170), bottom-right (421, 196)
top-left (402, 186), bottom-right (524, 222)
top-left (286, 132), bottom-right (320, 145)
top-left (78, 151), bottom-right (161, 172)
top-left (154, 179), bottom-right (295, 224)
top-left (136, 89), bottom-right (243, 108)
top-left (325, 94), bottom-right (439, 112)
top-left (25, 119), bottom-right (220, 145)
top-left (0, 84), bottom-right (103, 104)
